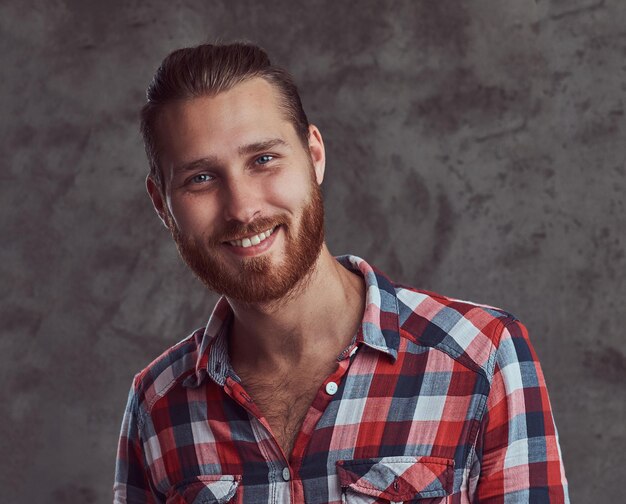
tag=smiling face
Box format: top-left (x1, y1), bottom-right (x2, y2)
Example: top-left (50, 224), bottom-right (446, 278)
top-left (147, 77), bottom-right (327, 303)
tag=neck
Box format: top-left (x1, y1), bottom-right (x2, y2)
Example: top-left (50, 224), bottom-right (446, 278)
top-left (227, 247), bottom-right (365, 374)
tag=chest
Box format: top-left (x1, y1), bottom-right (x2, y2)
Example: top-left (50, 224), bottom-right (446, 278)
top-left (240, 364), bottom-right (336, 456)
top-left (153, 348), bottom-right (484, 503)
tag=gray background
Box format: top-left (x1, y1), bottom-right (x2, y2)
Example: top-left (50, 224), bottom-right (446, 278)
top-left (1, 0), bottom-right (624, 502)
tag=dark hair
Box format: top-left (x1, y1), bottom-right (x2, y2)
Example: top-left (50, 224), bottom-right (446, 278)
top-left (140, 42), bottom-right (310, 190)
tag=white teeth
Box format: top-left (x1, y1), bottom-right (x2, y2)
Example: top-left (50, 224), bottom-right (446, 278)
top-left (228, 226), bottom-right (276, 248)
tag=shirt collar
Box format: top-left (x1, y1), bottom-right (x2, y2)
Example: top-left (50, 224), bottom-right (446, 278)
top-left (335, 255), bottom-right (401, 360)
top-left (184, 255), bottom-right (401, 388)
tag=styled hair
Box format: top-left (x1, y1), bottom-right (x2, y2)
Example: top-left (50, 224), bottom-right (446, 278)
top-left (140, 42), bottom-right (310, 191)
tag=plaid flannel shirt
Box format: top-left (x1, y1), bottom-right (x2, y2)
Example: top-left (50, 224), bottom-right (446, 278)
top-left (114, 255), bottom-right (569, 503)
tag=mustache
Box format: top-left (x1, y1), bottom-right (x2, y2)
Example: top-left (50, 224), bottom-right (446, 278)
top-left (209, 216), bottom-right (288, 244)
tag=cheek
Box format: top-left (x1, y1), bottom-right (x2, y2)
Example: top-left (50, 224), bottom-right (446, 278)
top-left (264, 169), bottom-right (314, 211)
top-left (168, 196), bottom-right (219, 235)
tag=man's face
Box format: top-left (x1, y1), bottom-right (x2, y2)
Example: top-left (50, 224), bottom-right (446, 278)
top-left (148, 78), bottom-right (326, 303)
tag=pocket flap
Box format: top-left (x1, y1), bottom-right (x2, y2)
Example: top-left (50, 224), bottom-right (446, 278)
top-left (168, 475), bottom-right (241, 504)
top-left (336, 456), bottom-right (453, 501)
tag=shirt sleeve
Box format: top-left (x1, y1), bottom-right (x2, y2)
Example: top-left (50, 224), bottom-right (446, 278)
top-left (113, 379), bottom-right (162, 504)
top-left (474, 319), bottom-right (570, 503)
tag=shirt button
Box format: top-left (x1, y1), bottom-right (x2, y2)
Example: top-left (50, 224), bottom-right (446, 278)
top-left (325, 381), bottom-right (338, 395)
top-left (282, 467), bottom-right (291, 481)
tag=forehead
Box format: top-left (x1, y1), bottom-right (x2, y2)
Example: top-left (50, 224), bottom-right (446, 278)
top-left (154, 78), bottom-right (297, 172)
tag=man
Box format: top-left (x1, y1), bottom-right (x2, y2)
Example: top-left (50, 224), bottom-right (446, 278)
top-left (114, 43), bottom-right (569, 503)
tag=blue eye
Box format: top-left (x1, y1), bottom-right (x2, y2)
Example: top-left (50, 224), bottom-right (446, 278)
top-left (191, 173), bottom-right (213, 184)
top-left (256, 155), bottom-right (274, 165)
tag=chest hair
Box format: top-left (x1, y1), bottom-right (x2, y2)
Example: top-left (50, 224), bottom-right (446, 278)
top-left (239, 364), bottom-right (336, 457)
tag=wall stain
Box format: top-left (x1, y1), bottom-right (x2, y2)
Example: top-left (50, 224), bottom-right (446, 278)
top-left (402, 0), bottom-right (471, 57)
top-left (397, 161), bottom-right (431, 217)
top-left (474, 117), bottom-right (527, 143)
top-left (406, 67), bottom-right (529, 137)
top-left (550, 0), bottom-right (605, 20)
top-left (11, 367), bottom-right (44, 395)
top-left (466, 193), bottom-right (494, 218)
top-left (574, 114), bottom-right (621, 145)
top-left (1, 305), bottom-right (44, 338)
top-left (432, 191), bottom-right (455, 264)
top-left (52, 484), bottom-right (97, 504)
top-left (583, 344), bottom-right (626, 383)
top-left (497, 223), bottom-right (548, 269)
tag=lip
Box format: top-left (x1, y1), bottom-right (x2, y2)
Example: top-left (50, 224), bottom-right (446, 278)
top-left (223, 226), bottom-right (280, 257)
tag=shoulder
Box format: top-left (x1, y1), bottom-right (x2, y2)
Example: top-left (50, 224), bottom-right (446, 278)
top-left (394, 283), bottom-right (521, 378)
top-left (130, 327), bottom-right (205, 415)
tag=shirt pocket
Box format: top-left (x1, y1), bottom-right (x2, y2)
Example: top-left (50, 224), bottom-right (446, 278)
top-left (336, 456), bottom-right (453, 503)
top-left (166, 475), bottom-right (241, 504)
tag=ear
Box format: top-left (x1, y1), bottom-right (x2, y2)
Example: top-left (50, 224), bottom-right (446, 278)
top-left (307, 124), bottom-right (326, 185)
top-left (146, 175), bottom-right (171, 229)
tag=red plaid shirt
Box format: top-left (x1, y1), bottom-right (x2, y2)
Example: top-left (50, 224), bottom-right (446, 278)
top-left (114, 255), bottom-right (569, 503)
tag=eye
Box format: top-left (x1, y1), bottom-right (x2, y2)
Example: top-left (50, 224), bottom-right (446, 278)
top-left (190, 173), bottom-right (213, 184)
top-left (255, 155), bottom-right (274, 165)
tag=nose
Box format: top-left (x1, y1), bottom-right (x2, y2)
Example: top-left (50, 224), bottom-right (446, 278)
top-left (221, 176), bottom-right (261, 224)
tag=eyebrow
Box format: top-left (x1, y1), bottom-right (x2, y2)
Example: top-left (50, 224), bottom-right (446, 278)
top-left (238, 138), bottom-right (288, 156)
top-left (173, 138), bottom-right (289, 174)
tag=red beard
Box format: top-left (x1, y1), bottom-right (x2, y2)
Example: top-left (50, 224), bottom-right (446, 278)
top-left (168, 176), bottom-right (325, 304)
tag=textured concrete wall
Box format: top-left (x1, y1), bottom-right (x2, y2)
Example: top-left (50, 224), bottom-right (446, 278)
top-left (1, 0), bottom-right (624, 502)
